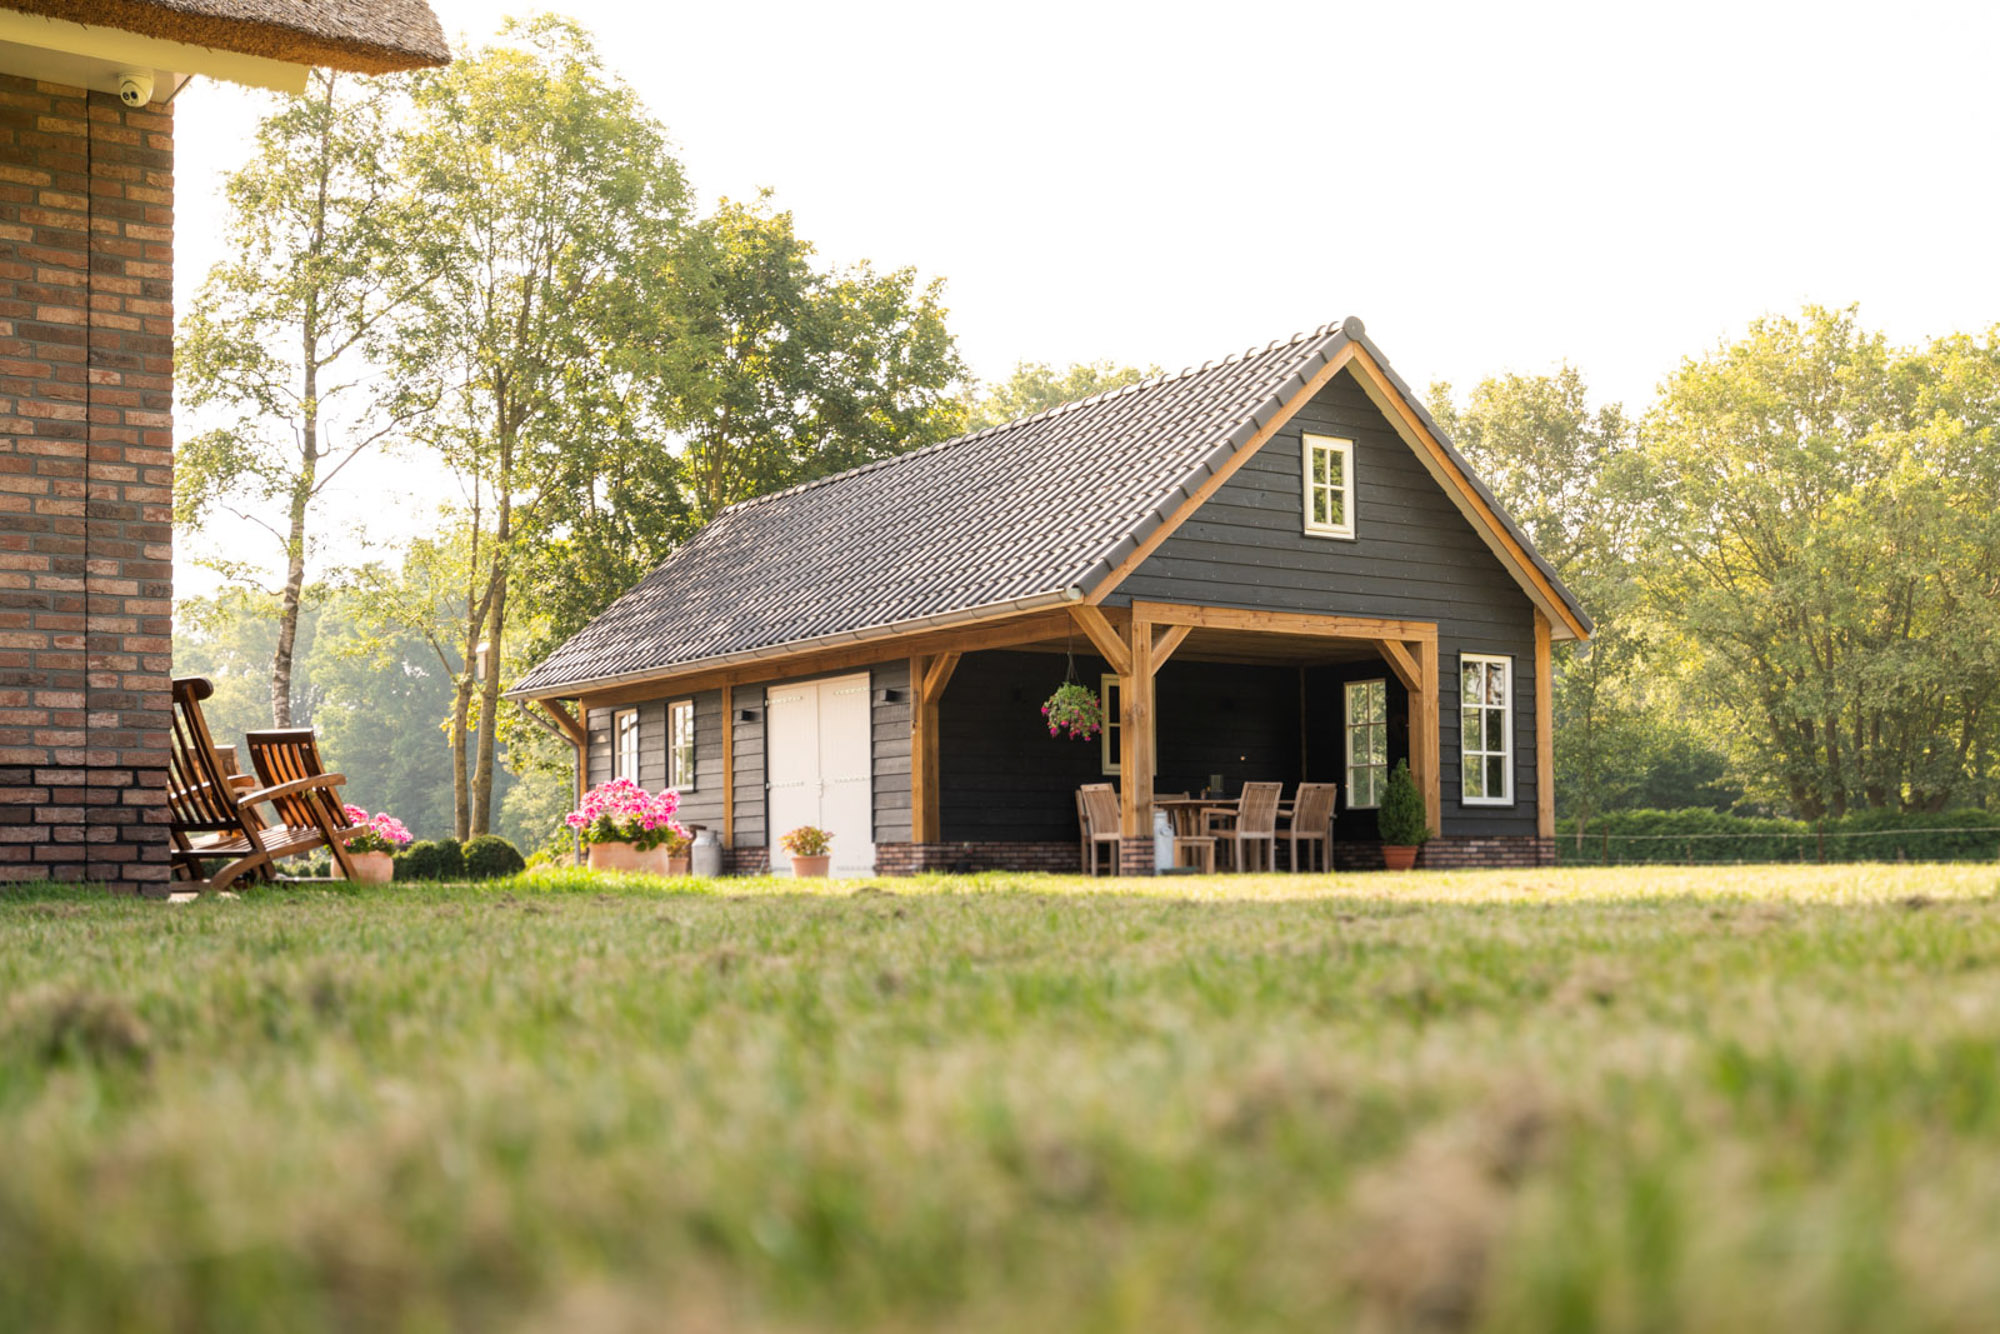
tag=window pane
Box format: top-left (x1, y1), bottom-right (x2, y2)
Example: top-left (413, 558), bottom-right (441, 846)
top-left (1462, 708), bottom-right (1481, 754)
top-left (1345, 682), bottom-right (1365, 718)
top-left (1487, 755), bottom-right (1507, 797)
top-left (1461, 662), bottom-right (1482, 706)
top-left (1464, 760), bottom-right (1485, 799)
top-left (1313, 488), bottom-right (1331, 526)
top-left (1325, 448), bottom-right (1343, 488)
top-left (1486, 667), bottom-right (1507, 707)
top-left (1366, 726), bottom-right (1384, 765)
top-left (1368, 685), bottom-right (1386, 724)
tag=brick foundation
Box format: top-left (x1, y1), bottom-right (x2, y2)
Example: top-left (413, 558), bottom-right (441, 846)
top-left (723, 845), bottom-right (769, 876)
top-left (1334, 836), bottom-right (1555, 871)
top-left (873, 841), bottom-right (1083, 875)
top-left (0, 75), bottom-right (174, 893)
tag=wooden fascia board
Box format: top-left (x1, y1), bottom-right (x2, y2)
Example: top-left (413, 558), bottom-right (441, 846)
top-left (573, 607), bottom-right (1077, 714)
top-left (1342, 348), bottom-right (1591, 643)
top-left (1131, 600), bottom-right (1438, 644)
top-left (1083, 342), bottom-right (1359, 605)
top-left (1067, 605), bottom-right (1132, 677)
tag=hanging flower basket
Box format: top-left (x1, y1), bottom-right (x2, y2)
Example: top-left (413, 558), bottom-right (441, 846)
top-left (1041, 681), bottom-right (1104, 740)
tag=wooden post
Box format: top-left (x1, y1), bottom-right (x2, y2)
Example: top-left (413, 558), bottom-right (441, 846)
top-left (721, 684), bottom-right (735, 846)
top-left (1533, 612), bottom-right (1554, 841)
top-left (1417, 636), bottom-right (1441, 837)
top-left (1120, 612), bottom-right (1155, 837)
top-left (911, 653), bottom-right (959, 843)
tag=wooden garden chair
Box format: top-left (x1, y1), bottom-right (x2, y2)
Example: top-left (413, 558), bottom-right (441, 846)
top-left (168, 678), bottom-right (358, 893)
top-left (1285, 782), bottom-right (1339, 873)
top-left (1219, 781), bottom-right (1283, 873)
top-left (1079, 783), bottom-right (1124, 876)
top-left (244, 728), bottom-right (363, 882)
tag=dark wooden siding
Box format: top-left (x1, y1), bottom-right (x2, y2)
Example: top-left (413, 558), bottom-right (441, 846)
top-left (872, 660), bottom-right (912, 845)
top-left (937, 650), bottom-right (1308, 843)
top-left (1112, 368), bottom-right (1542, 837)
top-left (582, 690), bottom-right (728, 830)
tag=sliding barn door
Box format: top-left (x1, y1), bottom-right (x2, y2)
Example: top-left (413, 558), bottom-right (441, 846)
top-left (764, 674), bottom-right (874, 878)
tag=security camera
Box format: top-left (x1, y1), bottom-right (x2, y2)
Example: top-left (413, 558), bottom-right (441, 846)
top-left (117, 70), bottom-right (154, 107)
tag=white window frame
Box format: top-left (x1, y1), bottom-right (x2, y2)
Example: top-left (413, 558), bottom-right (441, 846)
top-left (1301, 433), bottom-right (1355, 540)
top-left (1101, 673), bottom-right (1121, 775)
top-left (1344, 678), bottom-right (1388, 810)
top-left (1459, 654), bottom-right (1514, 806)
top-left (614, 707), bottom-right (641, 783)
top-left (668, 699), bottom-right (695, 790)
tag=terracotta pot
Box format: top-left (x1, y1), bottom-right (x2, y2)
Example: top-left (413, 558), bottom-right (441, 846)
top-left (666, 855), bottom-right (691, 876)
top-left (635, 846), bottom-right (693, 877)
top-left (1382, 844), bottom-right (1420, 872)
top-left (350, 850), bottom-right (394, 884)
top-left (790, 854), bottom-right (831, 879)
top-left (588, 840), bottom-right (641, 872)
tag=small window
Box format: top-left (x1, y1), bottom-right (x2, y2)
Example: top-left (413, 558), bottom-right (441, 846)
top-left (1101, 673), bottom-right (1121, 775)
top-left (1460, 654), bottom-right (1513, 805)
top-left (1302, 433), bottom-right (1355, 539)
top-left (614, 708), bottom-right (640, 783)
top-left (668, 699), bottom-right (695, 790)
top-left (1344, 679), bottom-right (1388, 809)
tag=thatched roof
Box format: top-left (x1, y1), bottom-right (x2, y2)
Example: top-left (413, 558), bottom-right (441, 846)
top-left (8, 0), bottom-right (449, 73)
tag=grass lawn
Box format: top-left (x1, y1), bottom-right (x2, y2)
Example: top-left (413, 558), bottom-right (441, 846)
top-left (5, 865), bottom-right (2000, 1332)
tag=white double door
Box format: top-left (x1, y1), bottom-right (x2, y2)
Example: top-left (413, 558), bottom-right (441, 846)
top-left (765, 673), bottom-right (876, 878)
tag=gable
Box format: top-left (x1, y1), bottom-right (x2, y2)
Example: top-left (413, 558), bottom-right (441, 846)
top-left (1113, 368), bottom-right (1534, 639)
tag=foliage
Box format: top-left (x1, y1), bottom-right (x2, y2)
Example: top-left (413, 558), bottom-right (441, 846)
top-left (655, 193), bottom-right (969, 524)
top-left (1040, 681), bottom-right (1104, 740)
top-left (779, 825), bottom-right (832, 856)
top-left (563, 779), bottom-right (688, 851)
top-left (393, 839), bottom-right (465, 881)
top-left (12, 869), bottom-right (2000, 1330)
top-left (177, 70), bottom-right (426, 726)
top-left (341, 805), bottom-right (413, 855)
top-left (461, 835), bottom-right (527, 880)
top-left (1636, 307), bottom-right (2000, 817)
top-left (1375, 759), bottom-right (1430, 846)
top-left (966, 358), bottom-right (1157, 431)
top-left (1554, 806), bottom-right (2000, 865)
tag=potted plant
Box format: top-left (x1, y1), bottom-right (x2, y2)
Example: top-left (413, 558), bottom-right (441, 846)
top-left (1375, 759), bottom-right (1430, 871)
top-left (642, 818), bottom-right (694, 877)
top-left (1041, 681), bottom-right (1104, 740)
top-left (781, 825), bottom-right (833, 878)
top-left (343, 805), bottom-right (412, 883)
top-left (565, 779), bottom-right (683, 873)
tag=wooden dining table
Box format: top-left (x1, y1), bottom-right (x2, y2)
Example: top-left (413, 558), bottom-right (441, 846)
top-left (1153, 796), bottom-right (1295, 836)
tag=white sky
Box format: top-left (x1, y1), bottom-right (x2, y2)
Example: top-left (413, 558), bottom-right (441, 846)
top-left (170, 0), bottom-right (2000, 596)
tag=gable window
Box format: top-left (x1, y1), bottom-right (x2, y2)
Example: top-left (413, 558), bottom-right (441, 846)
top-left (614, 708), bottom-right (640, 783)
top-left (1302, 433), bottom-right (1355, 539)
top-left (668, 699), bottom-right (695, 790)
top-left (1344, 679), bottom-right (1388, 809)
top-left (1460, 655), bottom-right (1513, 805)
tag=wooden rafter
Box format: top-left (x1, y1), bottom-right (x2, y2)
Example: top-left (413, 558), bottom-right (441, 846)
top-left (1133, 600), bottom-right (1437, 644)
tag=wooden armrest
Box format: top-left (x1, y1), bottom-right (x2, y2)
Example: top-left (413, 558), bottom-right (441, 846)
top-left (240, 773), bottom-right (348, 806)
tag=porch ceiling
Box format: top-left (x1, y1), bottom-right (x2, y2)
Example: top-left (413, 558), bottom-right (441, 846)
top-left (1014, 627), bottom-right (1385, 669)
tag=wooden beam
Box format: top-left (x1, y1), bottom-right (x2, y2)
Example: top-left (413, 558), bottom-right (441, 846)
top-left (537, 698), bottom-right (585, 747)
top-left (1376, 639), bottom-right (1422, 693)
top-left (1086, 342), bottom-right (1359, 604)
top-left (1119, 611), bottom-right (1154, 839)
top-left (1069, 604), bottom-right (1133, 677)
top-left (1151, 623), bottom-right (1191, 672)
top-left (721, 684), bottom-right (735, 846)
top-left (911, 657), bottom-right (940, 843)
top-left (1344, 347), bottom-right (1591, 643)
top-left (922, 651), bottom-right (961, 703)
top-left (1534, 611), bottom-right (1555, 840)
top-left (1132, 600), bottom-right (1438, 644)
top-left (1418, 635), bottom-right (1441, 836)
top-left (576, 607), bottom-right (1076, 713)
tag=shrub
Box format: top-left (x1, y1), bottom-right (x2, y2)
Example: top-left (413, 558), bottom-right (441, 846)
top-left (434, 838), bottom-right (466, 880)
top-left (394, 840), bottom-right (444, 881)
top-left (1377, 760), bottom-right (1430, 846)
top-left (463, 835), bottom-right (526, 880)
top-left (1554, 807), bottom-right (2000, 865)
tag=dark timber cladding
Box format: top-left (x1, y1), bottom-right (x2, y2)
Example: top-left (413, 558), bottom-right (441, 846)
top-left (1114, 371), bottom-right (1541, 836)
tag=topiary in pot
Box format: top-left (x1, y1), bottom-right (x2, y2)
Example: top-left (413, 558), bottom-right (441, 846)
top-left (462, 835), bottom-right (526, 881)
top-left (1376, 759), bottom-right (1430, 871)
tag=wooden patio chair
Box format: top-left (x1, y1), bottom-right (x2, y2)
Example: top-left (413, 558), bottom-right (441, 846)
top-left (1286, 782), bottom-right (1339, 873)
top-left (1222, 782), bottom-right (1283, 873)
top-left (244, 728), bottom-right (362, 882)
top-left (168, 678), bottom-right (358, 893)
top-left (1079, 783), bottom-right (1123, 876)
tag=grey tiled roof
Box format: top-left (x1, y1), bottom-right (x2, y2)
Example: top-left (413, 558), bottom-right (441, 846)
top-left (512, 317), bottom-right (1587, 698)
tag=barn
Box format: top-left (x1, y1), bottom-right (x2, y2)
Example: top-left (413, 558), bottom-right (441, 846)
top-left (509, 317), bottom-right (1591, 874)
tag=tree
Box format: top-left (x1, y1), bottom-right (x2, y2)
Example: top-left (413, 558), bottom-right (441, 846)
top-left (176, 70), bottom-right (427, 727)
top-left (391, 15), bottom-right (690, 836)
top-left (656, 193), bottom-right (968, 523)
top-left (966, 359), bottom-right (1156, 431)
top-left (1635, 307), bottom-right (2000, 816)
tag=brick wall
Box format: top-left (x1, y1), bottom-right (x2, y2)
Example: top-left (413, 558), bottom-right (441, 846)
top-left (1334, 836), bottom-right (1555, 871)
top-left (0, 74), bottom-right (173, 893)
top-left (875, 841), bottom-right (1084, 875)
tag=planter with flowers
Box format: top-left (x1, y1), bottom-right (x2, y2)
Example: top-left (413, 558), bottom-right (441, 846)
top-left (780, 825), bottom-right (832, 878)
top-left (642, 819), bottom-right (694, 877)
top-left (565, 779), bottom-right (688, 873)
top-left (343, 805), bottom-right (412, 883)
top-left (1041, 680), bottom-right (1104, 740)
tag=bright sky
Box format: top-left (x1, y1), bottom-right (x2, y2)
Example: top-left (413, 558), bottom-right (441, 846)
top-left (170, 0), bottom-right (2000, 595)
